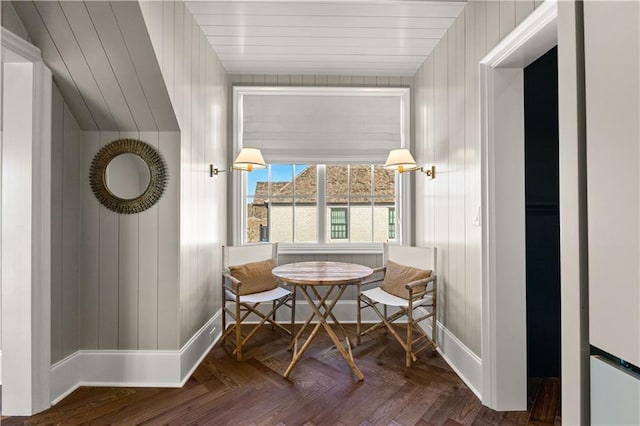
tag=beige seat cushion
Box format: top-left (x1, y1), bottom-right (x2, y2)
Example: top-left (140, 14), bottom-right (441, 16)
top-left (381, 260), bottom-right (432, 300)
top-left (229, 259), bottom-right (278, 295)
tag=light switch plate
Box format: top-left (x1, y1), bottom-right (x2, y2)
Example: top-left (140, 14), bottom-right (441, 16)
top-left (472, 206), bottom-right (481, 226)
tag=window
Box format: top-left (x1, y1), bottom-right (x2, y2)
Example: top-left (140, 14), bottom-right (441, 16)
top-left (330, 208), bottom-right (348, 239)
top-left (234, 86), bottom-right (411, 249)
top-left (388, 208), bottom-right (396, 239)
top-left (245, 164), bottom-right (397, 244)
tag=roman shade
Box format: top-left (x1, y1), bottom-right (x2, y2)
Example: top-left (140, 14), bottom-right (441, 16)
top-left (237, 87), bottom-right (410, 164)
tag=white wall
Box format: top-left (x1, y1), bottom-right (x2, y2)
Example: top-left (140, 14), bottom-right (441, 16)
top-left (583, 0), bottom-right (640, 368)
top-left (140, 0), bottom-right (230, 347)
top-left (50, 84), bottom-right (82, 363)
top-left (413, 0), bottom-right (541, 356)
top-left (80, 130), bottom-right (181, 351)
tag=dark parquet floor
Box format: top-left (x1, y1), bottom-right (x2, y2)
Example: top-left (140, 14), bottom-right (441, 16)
top-left (2, 325), bottom-right (560, 425)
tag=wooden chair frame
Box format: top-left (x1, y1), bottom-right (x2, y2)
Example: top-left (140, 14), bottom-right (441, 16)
top-left (221, 244), bottom-right (295, 361)
top-left (357, 244), bottom-right (438, 367)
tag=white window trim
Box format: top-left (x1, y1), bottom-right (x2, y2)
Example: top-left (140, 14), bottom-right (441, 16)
top-left (232, 86), bottom-right (413, 253)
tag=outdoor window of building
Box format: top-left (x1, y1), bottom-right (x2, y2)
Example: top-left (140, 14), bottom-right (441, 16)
top-left (246, 164), bottom-right (397, 244)
top-left (330, 208), bottom-right (348, 239)
top-left (388, 207), bottom-right (396, 239)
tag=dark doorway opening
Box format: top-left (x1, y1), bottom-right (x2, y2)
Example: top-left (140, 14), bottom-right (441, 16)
top-left (524, 46), bottom-right (561, 400)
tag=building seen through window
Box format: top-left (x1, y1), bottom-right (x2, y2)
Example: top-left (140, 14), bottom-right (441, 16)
top-left (246, 164), bottom-right (397, 244)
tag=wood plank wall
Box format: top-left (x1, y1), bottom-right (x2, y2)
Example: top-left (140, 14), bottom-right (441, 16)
top-left (140, 1), bottom-right (230, 347)
top-left (413, 0), bottom-right (540, 356)
top-left (79, 130), bottom-right (180, 352)
top-left (50, 85), bottom-right (82, 363)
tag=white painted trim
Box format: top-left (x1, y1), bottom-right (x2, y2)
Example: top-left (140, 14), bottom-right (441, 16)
top-left (48, 302), bottom-right (481, 408)
top-left (232, 85), bottom-right (413, 247)
top-left (0, 350), bottom-right (2, 385)
top-left (49, 312), bottom-right (221, 406)
top-left (479, 0), bottom-right (558, 412)
top-left (1, 28), bottom-right (42, 63)
top-left (1, 28), bottom-right (52, 416)
top-left (278, 242), bottom-right (383, 255)
top-left (421, 314), bottom-right (483, 400)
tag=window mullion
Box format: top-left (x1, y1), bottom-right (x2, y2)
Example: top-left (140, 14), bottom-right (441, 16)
top-left (370, 165), bottom-right (374, 243)
top-left (347, 165), bottom-right (351, 243)
top-left (318, 165), bottom-right (326, 243)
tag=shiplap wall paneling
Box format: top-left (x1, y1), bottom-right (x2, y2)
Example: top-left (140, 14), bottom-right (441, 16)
top-left (81, 130), bottom-right (181, 351)
top-left (58, 1), bottom-right (137, 131)
top-left (80, 132), bottom-right (100, 351)
top-left (85, 3), bottom-right (155, 131)
top-left (1, 1), bottom-right (30, 41)
top-left (515, 1), bottom-right (535, 26)
top-left (13, 0), bottom-right (177, 132)
top-left (465, 1), bottom-right (481, 352)
top-left (50, 84), bottom-right (82, 364)
top-left (61, 93), bottom-right (81, 359)
top-left (110, 2), bottom-right (178, 131)
top-left (12, 1), bottom-right (97, 130)
top-left (231, 74), bottom-right (412, 88)
top-left (98, 131), bottom-right (120, 350)
top-left (35, 1), bottom-right (115, 130)
top-left (51, 85), bottom-right (64, 363)
top-left (499, 0), bottom-right (515, 40)
top-left (413, 0), bottom-right (538, 355)
top-left (117, 131), bottom-right (141, 349)
top-left (137, 131), bottom-right (160, 351)
top-left (157, 131), bottom-right (181, 350)
top-left (141, 1), bottom-right (230, 347)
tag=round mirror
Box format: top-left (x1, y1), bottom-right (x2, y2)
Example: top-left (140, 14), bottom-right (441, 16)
top-left (90, 139), bottom-right (168, 214)
top-left (105, 153), bottom-right (151, 200)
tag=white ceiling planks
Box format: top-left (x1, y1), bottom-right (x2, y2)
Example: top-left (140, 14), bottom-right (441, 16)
top-left (12, 1), bottom-right (178, 132)
top-left (185, 0), bottom-right (466, 76)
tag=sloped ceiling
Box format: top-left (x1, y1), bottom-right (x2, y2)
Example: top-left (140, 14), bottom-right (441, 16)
top-left (185, 0), bottom-right (466, 76)
top-left (12, 1), bottom-right (178, 131)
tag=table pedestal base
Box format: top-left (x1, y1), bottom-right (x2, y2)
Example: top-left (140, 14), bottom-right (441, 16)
top-left (283, 284), bottom-right (364, 381)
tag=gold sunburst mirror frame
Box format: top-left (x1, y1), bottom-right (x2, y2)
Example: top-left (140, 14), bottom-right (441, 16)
top-left (90, 138), bottom-right (168, 214)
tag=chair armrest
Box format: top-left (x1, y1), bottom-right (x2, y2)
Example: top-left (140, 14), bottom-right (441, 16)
top-left (406, 275), bottom-right (437, 300)
top-left (361, 266), bottom-right (386, 286)
top-left (222, 272), bottom-right (241, 292)
top-left (405, 274), bottom-right (437, 289)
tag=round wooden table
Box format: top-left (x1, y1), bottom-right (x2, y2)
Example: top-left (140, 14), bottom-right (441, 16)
top-left (272, 261), bottom-right (373, 381)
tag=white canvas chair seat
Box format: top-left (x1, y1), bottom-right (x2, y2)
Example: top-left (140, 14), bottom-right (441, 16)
top-left (222, 243), bottom-right (295, 361)
top-left (361, 287), bottom-right (433, 308)
top-left (357, 244), bottom-right (438, 367)
top-left (225, 286), bottom-right (291, 304)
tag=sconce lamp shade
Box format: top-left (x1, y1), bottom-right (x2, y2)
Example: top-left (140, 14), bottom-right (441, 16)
top-left (232, 148), bottom-right (266, 172)
top-left (384, 149), bottom-right (419, 173)
top-left (209, 147), bottom-right (266, 176)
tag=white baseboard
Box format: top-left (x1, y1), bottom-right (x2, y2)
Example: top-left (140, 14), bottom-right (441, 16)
top-left (49, 302), bottom-right (483, 406)
top-left (419, 308), bottom-right (483, 399)
top-left (50, 311), bottom-right (222, 405)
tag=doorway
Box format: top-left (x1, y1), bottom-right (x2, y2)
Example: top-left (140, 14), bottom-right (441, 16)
top-left (524, 46), bottom-right (561, 419)
top-left (524, 47), bottom-right (560, 378)
top-left (479, 0), bottom-right (558, 411)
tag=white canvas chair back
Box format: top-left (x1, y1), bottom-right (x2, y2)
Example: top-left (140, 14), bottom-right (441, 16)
top-left (383, 244), bottom-right (436, 273)
top-left (220, 242), bottom-right (292, 361)
top-left (359, 243), bottom-right (439, 366)
top-left (223, 243), bottom-right (278, 269)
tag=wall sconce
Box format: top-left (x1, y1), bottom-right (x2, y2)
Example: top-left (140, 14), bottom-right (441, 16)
top-left (384, 148), bottom-right (435, 179)
top-left (210, 148), bottom-right (266, 177)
